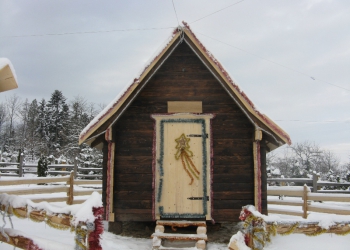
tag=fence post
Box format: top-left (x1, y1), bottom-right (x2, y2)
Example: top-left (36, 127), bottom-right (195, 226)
top-left (303, 184), bottom-right (308, 219)
top-left (67, 171), bottom-right (74, 205)
top-left (19, 154), bottom-right (24, 177)
top-left (74, 158), bottom-right (78, 179)
top-left (312, 172), bottom-right (319, 193)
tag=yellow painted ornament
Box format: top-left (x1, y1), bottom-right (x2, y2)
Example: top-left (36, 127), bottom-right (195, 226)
top-left (175, 133), bottom-right (200, 185)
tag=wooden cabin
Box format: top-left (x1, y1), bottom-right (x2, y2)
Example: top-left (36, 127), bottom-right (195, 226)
top-left (79, 23), bottom-right (291, 235)
top-left (0, 58), bottom-right (18, 93)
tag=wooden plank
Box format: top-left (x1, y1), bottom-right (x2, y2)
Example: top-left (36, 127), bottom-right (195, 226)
top-left (268, 208), bottom-right (304, 217)
top-left (213, 174), bottom-right (253, 183)
top-left (157, 220), bottom-right (206, 227)
top-left (115, 210), bottom-right (153, 221)
top-left (167, 101), bottom-right (202, 113)
top-left (268, 178), bottom-right (313, 183)
top-left (0, 176), bottom-right (69, 185)
top-left (213, 199), bottom-right (255, 209)
top-left (0, 186), bottom-right (69, 195)
top-left (73, 180), bottom-right (102, 185)
top-left (308, 193), bottom-right (350, 202)
top-left (115, 182), bottom-right (152, 191)
top-left (152, 232), bottom-right (207, 241)
top-left (308, 205), bottom-right (350, 215)
top-left (0, 229), bottom-right (33, 249)
top-left (0, 168), bottom-right (19, 171)
top-left (115, 191), bottom-right (153, 200)
top-left (267, 187), bottom-right (304, 197)
top-left (30, 197), bottom-right (68, 203)
top-left (115, 200), bottom-right (152, 209)
top-left (77, 174), bottom-right (102, 178)
top-left (267, 199), bottom-right (304, 207)
top-left (115, 174), bottom-right (153, 183)
top-left (213, 191), bottom-right (254, 200)
top-left (115, 165), bottom-right (152, 174)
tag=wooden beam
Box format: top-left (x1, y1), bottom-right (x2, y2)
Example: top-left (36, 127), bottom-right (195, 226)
top-left (167, 101), bottom-right (202, 113)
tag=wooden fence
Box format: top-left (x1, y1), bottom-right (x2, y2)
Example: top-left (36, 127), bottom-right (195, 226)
top-left (268, 185), bottom-right (350, 218)
top-left (0, 172), bottom-right (102, 205)
top-left (0, 155), bottom-right (102, 179)
top-left (268, 172), bottom-right (350, 193)
top-left (0, 192), bottom-right (103, 250)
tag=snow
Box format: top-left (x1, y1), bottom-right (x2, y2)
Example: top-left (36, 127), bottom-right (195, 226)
top-left (229, 231), bottom-right (251, 250)
top-left (0, 191), bottom-right (102, 226)
top-left (0, 57), bottom-right (17, 81)
top-left (271, 169), bottom-right (281, 175)
top-left (1, 179), bottom-right (350, 249)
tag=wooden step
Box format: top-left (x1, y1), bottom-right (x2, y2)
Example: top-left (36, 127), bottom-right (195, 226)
top-left (159, 247), bottom-right (199, 250)
top-left (157, 220), bottom-right (206, 227)
top-left (152, 232), bottom-right (207, 241)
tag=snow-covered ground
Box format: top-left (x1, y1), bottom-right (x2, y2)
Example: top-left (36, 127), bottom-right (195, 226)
top-left (1, 176), bottom-right (350, 249)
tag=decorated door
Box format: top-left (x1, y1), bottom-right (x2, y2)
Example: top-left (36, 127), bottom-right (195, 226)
top-left (152, 114), bottom-right (213, 220)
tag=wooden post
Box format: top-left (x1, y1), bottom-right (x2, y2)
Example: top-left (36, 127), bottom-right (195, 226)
top-left (302, 184), bottom-right (308, 219)
top-left (67, 171), bottom-right (74, 205)
top-left (312, 172), bottom-right (319, 193)
top-left (19, 154), bottom-right (24, 177)
top-left (74, 157), bottom-right (78, 179)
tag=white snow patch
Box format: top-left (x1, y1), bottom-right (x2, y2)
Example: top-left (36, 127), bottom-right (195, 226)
top-left (229, 231), bottom-right (251, 250)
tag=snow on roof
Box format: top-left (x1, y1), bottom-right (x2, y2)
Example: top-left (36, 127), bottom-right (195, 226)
top-left (182, 22), bottom-right (291, 145)
top-left (79, 28), bottom-right (180, 144)
top-left (0, 57), bottom-right (17, 82)
top-left (79, 22), bottom-right (291, 146)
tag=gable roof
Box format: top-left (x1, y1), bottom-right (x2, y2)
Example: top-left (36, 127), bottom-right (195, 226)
top-left (79, 22), bottom-right (291, 150)
top-left (0, 58), bottom-right (18, 93)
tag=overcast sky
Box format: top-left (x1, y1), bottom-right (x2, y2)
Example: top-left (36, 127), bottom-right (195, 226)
top-left (1, 0), bottom-right (349, 163)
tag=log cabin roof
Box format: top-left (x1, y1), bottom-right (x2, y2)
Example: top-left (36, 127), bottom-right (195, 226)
top-left (79, 22), bottom-right (291, 151)
top-left (0, 58), bottom-right (18, 93)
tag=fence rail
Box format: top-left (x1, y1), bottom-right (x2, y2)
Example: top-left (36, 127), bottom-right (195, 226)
top-left (267, 185), bottom-right (350, 218)
top-left (0, 172), bottom-right (102, 205)
top-left (268, 172), bottom-right (350, 193)
top-left (0, 155), bottom-right (102, 178)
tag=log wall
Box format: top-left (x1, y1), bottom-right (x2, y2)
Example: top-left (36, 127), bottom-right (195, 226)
top-left (108, 42), bottom-right (262, 223)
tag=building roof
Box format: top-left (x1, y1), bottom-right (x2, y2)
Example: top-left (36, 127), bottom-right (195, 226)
top-left (0, 58), bottom-right (18, 93)
top-left (79, 22), bottom-right (291, 150)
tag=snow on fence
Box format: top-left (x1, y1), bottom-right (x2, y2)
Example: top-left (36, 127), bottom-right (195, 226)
top-left (0, 192), bottom-right (103, 250)
top-left (0, 172), bottom-right (102, 205)
top-left (267, 185), bottom-right (350, 218)
top-left (268, 172), bottom-right (350, 194)
top-left (229, 205), bottom-right (350, 250)
top-left (0, 156), bottom-right (102, 179)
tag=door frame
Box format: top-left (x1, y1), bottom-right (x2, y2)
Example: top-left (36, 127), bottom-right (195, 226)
top-left (151, 113), bottom-right (214, 220)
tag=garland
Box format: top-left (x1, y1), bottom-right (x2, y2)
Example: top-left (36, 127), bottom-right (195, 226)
top-left (239, 206), bottom-right (269, 250)
top-left (175, 133), bottom-right (200, 185)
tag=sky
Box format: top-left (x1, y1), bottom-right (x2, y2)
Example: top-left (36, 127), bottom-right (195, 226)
top-left (1, 0), bottom-right (349, 163)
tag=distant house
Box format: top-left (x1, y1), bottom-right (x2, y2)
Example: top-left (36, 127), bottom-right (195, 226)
top-left (79, 23), bottom-right (291, 234)
top-left (0, 58), bottom-right (18, 93)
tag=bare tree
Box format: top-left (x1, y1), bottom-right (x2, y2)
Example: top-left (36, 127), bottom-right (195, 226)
top-left (5, 94), bottom-right (22, 151)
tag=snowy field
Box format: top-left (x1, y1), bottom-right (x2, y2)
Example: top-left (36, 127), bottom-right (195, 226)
top-left (1, 176), bottom-right (350, 249)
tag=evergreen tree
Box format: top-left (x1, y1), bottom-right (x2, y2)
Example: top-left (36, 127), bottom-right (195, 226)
top-left (37, 154), bottom-right (48, 177)
top-left (26, 99), bottom-right (40, 160)
top-left (37, 98), bottom-right (49, 154)
top-left (46, 90), bottom-right (69, 155)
